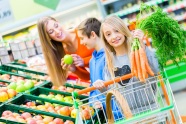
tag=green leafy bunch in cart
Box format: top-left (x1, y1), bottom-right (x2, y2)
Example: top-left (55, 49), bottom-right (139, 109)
top-left (136, 3), bottom-right (186, 68)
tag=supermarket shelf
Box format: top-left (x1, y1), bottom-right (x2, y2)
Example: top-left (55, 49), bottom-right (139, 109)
top-left (175, 13), bottom-right (186, 22)
top-left (1, 0), bottom-right (96, 36)
top-left (126, 12), bottom-right (186, 26)
top-left (102, 0), bottom-right (120, 5)
top-left (112, 0), bottom-right (168, 17)
top-left (164, 1), bottom-right (186, 13)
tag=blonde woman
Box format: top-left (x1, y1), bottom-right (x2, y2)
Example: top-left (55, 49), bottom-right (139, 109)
top-left (37, 16), bottom-right (94, 86)
top-left (93, 15), bottom-right (159, 120)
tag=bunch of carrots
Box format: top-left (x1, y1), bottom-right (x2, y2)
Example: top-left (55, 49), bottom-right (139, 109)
top-left (130, 38), bottom-right (154, 82)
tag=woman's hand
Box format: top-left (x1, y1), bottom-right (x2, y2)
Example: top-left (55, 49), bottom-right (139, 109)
top-left (71, 54), bottom-right (84, 67)
top-left (61, 58), bottom-right (76, 72)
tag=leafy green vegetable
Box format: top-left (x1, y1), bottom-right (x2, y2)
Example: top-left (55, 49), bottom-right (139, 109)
top-left (136, 4), bottom-right (186, 67)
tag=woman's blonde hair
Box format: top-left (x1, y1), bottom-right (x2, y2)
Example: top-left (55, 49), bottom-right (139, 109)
top-left (37, 16), bottom-right (67, 86)
top-left (100, 15), bottom-right (133, 79)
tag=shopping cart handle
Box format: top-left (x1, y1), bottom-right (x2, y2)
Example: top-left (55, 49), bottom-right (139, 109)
top-left (77, 73), bottom-right (133, 95)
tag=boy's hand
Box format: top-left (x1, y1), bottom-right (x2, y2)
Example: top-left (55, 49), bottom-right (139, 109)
top-left (71, 54), bottom-right (84, 67)
top-left (93, 80), bottom-right (105, 89)
top-left (93, 101), bottom-right (103, 109)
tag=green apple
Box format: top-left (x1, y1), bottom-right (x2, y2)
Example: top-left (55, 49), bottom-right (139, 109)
top-left (16, 84), bottom-right (26, 92)
top-left (63, 55), bottom-right (73, 64)
top-left (64, 96), bottom-right (73, 104)
top-left (36, 100), bottom-right (42, 104)
top-left (55, 94), bottom-right (64, 102)
top-left (8, 82), bottom-right (17, 90)
top-left (39, 94), bottom-right (48, 98)
top-left (53, 103), bottom-right (61, 107)
top-left (17, 80), bottom-right (25, 85)
top-left (24, 80), bottom-right (34, 90)
top-left (47, 94), bottom-right (55, 99)
top-left (76, 99), bottom-right (83, 105)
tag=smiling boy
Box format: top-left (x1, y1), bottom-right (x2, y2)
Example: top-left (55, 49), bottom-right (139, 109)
top-left (76, 18), bottom-right (105, 104)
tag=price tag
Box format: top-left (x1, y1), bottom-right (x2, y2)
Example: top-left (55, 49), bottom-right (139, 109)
top-left (0, 0), bottom-right (14, 24)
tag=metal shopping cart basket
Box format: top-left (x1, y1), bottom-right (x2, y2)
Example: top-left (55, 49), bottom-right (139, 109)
top-left (72, 72), bottom-right (183, 124)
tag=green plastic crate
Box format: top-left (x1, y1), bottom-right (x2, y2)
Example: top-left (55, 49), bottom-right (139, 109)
top-left (28, 87), bottom-right (88, 104)
top-left (164, 62), bottom-right (186, 83)
top-left (7, 94), bottom-right (75, 121)
top-left (0, 69), bottom-right (33, 91)
top-left (0, 69), bottom-right (32, 79)
top-left (8, 93), bottom-right (72, 107)
top-left (0, 68), bottom-right (50, 86)
top-left (1, 95), bottom-right (99, 124)
top-left (10, 60), bottom-right (27, 67)
top-left (0, 73), bottom-right (50, 99)
top-left (0, 79), bottom-right (11, 87)
top-left (0, 93), bottom-right (22, 106)
top-left (65, 83), bottom-right (87, 90)
top-left (41, 80), bottom-right (87, 90)
top-left (0, 64), bottom-right (48, 80)
top-left (0, 103), bottom-right (75, 124)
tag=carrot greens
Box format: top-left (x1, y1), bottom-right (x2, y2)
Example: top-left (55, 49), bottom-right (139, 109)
top-left (136, 4), bottom-right (186, 67)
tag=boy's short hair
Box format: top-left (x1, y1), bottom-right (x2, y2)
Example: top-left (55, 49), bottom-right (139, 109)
top-left (77, 18), bottom-right (101, 38)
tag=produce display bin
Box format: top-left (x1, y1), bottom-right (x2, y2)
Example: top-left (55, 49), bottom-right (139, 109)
top-left (0, 67), bottom-right (50, 86)
top-left (0, 103), bottom-right (75, 124)
top-left (0, 93), bottom-right (22, 105)
top-left (0, 64), bottom-right (47, 76)
top-left (0, 78), bottom-right (12, 86)
top-left (8, 93), bottom-right (73, 107)
top-left (0, 69), bottom-right (50, 96)
top-left (0, 69), bottom-right (32, 79)
top-left (10, 60), bottom-right (27, 67)
top-left (41, 80), bottom-right (87, 90)
top-left (28, 87), bottom-right (88, 101)
top-left (65, 82), bottom-right (87, 90)
top-left (6, 94), bottom-right (76, 121)
top-left (0, 69), bottom-right (49, 86)
top-left (4, 93), bottom-right (100, 124)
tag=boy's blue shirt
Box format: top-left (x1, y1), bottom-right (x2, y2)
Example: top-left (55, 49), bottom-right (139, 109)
top-left (89, 48), bottom-right (105, 84)
top-left (89, 48), bottom-right (105, 103)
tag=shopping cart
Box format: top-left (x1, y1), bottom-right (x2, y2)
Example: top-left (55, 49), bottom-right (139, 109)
top-left (72, 72), bottom-right (183, 124)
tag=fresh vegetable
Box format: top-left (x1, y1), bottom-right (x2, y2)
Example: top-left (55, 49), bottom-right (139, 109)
top-left (130, 48), bottom-right (136, 75)
top-left (131, 38), bottom-right (154, 82)
top-left (139, 47), bottom-right (146, 80)
top-left (136, 4), bottom-right (186, 67)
